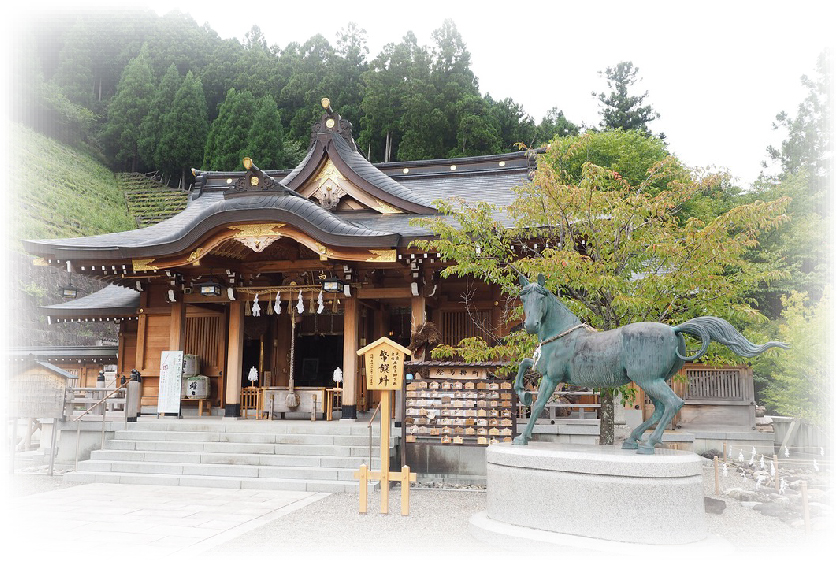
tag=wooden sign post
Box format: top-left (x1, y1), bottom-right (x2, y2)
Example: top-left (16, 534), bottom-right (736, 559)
top-left (354, 337), bottom-right (417, 515)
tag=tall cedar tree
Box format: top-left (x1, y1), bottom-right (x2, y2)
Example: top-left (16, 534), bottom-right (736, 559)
top-left (594, 61), bottom-right (660, 134)
top-left (139, 64), bottom-right (182, 175)
top-left (102, 47), bottom-right (155, 171)
top-left (203, 88), bottom-right (257, 171)
top-left (157, 71), bottom-right (208, 187)
top-left (245, 95), bottom-right (289, 170)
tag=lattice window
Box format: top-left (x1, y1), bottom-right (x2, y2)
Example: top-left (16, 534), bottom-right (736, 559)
top-left (684, 367), bottom-right (745, 400)
top-left (441, 309), bottom-right (492, 346)
top-left (185, 316), bottom-right (222, 370)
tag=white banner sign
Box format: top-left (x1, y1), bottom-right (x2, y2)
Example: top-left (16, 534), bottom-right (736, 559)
top-left (158, 351), bottom-right (184, 414)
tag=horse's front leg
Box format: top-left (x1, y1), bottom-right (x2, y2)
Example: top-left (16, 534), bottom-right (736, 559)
top-left (514, 358), bottom-right (534, 406)
top-left (513, 375), bottom-right (559, 446)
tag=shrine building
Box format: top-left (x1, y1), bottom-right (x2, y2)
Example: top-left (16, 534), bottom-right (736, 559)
top-left (23, 100), bottom-right (528, 420)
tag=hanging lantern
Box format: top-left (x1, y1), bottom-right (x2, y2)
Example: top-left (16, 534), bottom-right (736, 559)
top-left (274, 291), bottom-right (282, 315)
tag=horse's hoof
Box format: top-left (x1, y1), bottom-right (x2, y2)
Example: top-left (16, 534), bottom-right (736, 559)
top-left (621, 440), bottom-right (638, 450)
top-left (636, 442), bottom-right (656, 455)
top-left (512, 436), bottom-right (529, 446)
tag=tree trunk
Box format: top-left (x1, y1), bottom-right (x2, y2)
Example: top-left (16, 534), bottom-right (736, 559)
top-left (599, 388), bottom-right (615, 445)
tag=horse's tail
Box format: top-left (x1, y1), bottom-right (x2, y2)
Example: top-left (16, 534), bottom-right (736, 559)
top-left (673, 316), bottom-right (789, 361)
top-left (515, 358), bottom-right (534, 406)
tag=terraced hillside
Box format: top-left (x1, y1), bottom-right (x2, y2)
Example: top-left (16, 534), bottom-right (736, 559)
top-left (9, 124), bottom-right (185, 347)
top-left (10, 122), bottom-right (136, 246)
top-left (118, 173), bottom-right (187, 227)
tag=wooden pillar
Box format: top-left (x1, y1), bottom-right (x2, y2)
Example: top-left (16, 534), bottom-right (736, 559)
top-left (135, 292), bottom-right (149, 371)
top-left (169, 300), bottom-right (186, 351)
top-left (410, 295), bottom-right (426, 332)
top-left (342, 296), bottom-right (359, 419)
top-left (225, 301), bottom-right (244, 417)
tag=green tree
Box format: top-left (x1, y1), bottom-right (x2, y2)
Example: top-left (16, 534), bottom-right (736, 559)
top-left (748, 51), bottom-right (832, 317)
top-left (593, 61), bottom-right (660, 134)
top-left (487, 96), bottom-right (537, 152)
top-left (244, 95), bottom-right (298, 170)
top-left (534, 107), bottom-right (580, 146)
top-left (431, 19), bottom-right (481, 155)
top-left (748, 290), bottom-right (831, 428)
top-left (102, 47), bottom-right (155, 171)
top-left (360, 32), bottom-right (431, 162)
top-left (203, 88), bottom-right (257, 170)
top-left (412, 134), bottom-right (789, 443)
top-left (157, 70), bottom-right (208, 187)
top-left (139, 64), bottom-right (182, 174)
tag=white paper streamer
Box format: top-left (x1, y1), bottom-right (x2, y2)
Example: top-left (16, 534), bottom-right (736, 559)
top-left (297, 290), bottom-right (304, 314)
top-left (317, 290), bottom-right (324, 314)
top-left (251, 293), bottom-right (260, 316)
top-left (274, 292), bottom-right (282, 315)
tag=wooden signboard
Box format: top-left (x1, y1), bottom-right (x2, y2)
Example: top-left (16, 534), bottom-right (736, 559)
top-left (354, 337), bottom-right (416, 515)
top-left (358, 337), bottom-right (410, 391)
top-left (158, 351), bottom-right (184, 415)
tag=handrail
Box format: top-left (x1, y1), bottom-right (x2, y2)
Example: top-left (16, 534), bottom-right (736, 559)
top-left (368, 403), bottom-right (381, 468)
top-left (73, 382), bottom-right (127, 470)
top-left (72, 383), bottom-right (127, 422)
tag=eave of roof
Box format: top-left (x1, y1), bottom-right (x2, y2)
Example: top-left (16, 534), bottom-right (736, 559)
top-left (41, 285), bottom-right (140, 319)
top-left (8, 346), bottom-right (118, 360)
top-left (23, 192), bottom-right (400, 261)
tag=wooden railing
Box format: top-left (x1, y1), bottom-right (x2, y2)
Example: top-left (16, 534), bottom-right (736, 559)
top-left (682, 365), bottom-right (753, 402)
top-left (516, 390), bottom-right (600, 421)
top-left (64, 387), bottom-right (128, 422)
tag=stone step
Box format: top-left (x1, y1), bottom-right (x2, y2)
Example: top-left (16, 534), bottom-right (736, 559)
top-left (105, 439), bottom-right (385, 457)
top-left (63, 471), bottom-right (377, 493)
top-left (129, 419), bottom-right (384, 436)
top-left (90, 449), bottom-right (382, 469)
top-left (111, 429), bottom-right (386, 447)
top-left (76, 460), bottom-right (367, 481)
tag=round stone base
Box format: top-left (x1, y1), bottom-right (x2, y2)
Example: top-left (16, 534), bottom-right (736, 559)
top-left (486, 442), bottom-right (707, 545)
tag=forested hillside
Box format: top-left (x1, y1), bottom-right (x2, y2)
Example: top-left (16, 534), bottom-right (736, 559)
top-left (11, 9), bottom-right (573, 188)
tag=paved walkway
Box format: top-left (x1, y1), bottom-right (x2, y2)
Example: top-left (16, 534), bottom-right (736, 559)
top-left (8, 483), bottom-right (328, 557)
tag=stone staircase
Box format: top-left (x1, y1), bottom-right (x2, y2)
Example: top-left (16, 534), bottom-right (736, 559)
top-left (64, 418), bottom-right (390, 492)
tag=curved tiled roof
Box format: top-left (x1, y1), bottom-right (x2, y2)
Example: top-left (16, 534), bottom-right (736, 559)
top-left (24, 191), bottom-right (401, 260)
top-left (41, 284), bottom-right (140, 317)
top-left (280, 114), bottom-right (436, 214)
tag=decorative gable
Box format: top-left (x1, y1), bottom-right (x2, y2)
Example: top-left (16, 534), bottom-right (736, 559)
top-left (300, 159), bottom-right (403, 214)
top-left (281, 98), bottom-right (436, 216)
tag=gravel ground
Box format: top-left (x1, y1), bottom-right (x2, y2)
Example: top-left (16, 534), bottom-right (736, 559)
top-left (4, 460), bottom-right (833, 560)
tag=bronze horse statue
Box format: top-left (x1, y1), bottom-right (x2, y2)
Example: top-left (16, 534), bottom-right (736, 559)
top-left (513, 274), bottom-right (788, 454)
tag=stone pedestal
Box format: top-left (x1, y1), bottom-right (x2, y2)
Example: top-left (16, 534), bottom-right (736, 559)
top-left (485, 442), bottom-right (706, 545)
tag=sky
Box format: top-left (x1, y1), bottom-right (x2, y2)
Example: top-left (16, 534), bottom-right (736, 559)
top-left (9, 0), bottom-right (835, 186)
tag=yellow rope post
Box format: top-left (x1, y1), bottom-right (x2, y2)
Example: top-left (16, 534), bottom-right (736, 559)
top-left (379, 390), bottom-right (391, 515)
top-left (714, 456), bottom-right (720, 496)
top-left (400, 465), bottom-right (416, 515)
top-left (353, 464), bottom-right (368, 514)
